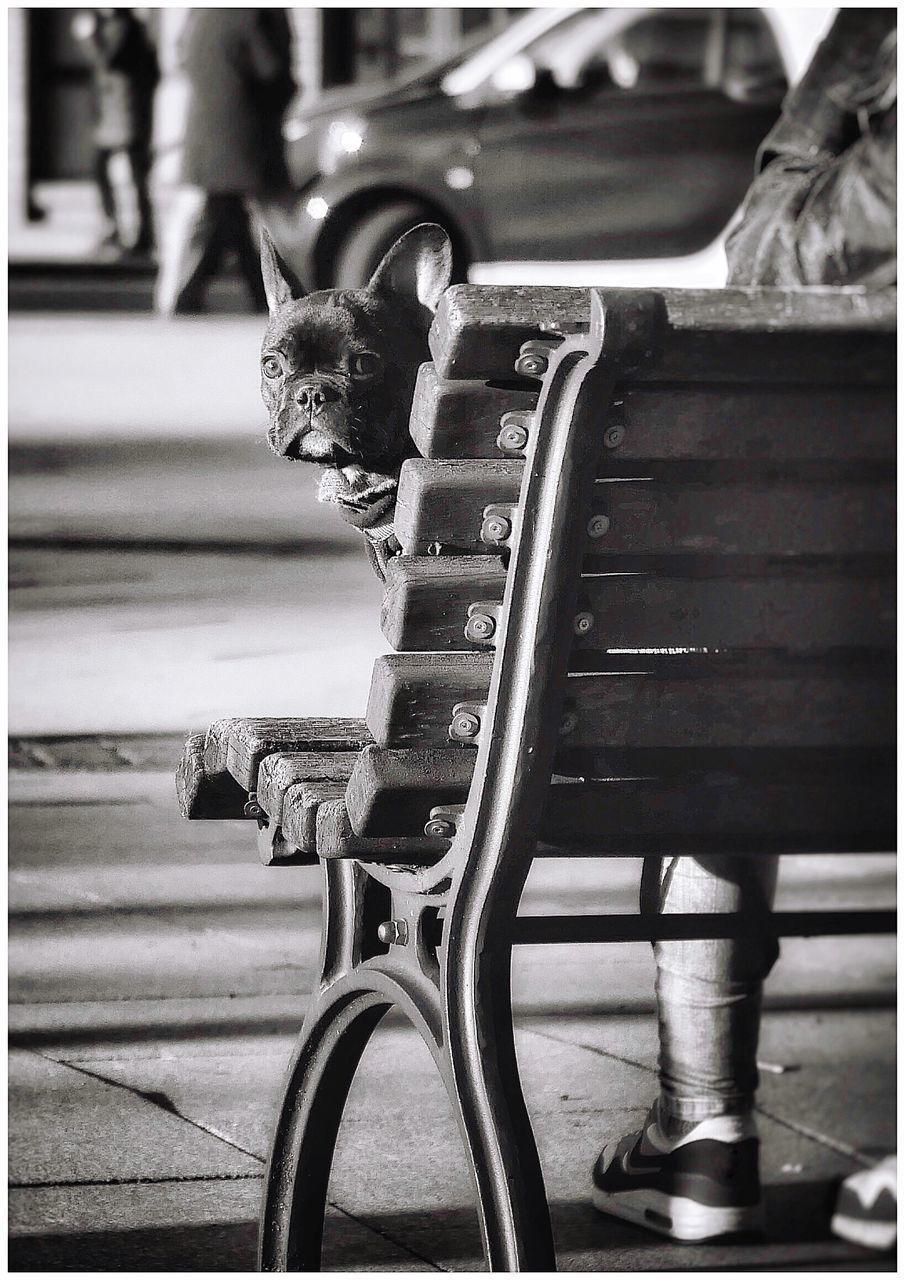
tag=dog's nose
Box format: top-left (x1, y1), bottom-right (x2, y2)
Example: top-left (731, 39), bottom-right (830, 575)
top-left (295, 381), bottom-right (340, 416)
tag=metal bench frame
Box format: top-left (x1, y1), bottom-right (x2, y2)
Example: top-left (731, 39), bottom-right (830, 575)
top-left (259, 293), bottom-right (647, 1270)
top-left (255, 288), bottom-right (895, 1271)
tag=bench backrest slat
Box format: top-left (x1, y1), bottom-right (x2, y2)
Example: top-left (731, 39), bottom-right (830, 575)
top-left (430, 285), bottom-right (896, 383)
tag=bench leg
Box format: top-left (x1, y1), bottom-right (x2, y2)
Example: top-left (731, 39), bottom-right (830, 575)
top-left (443, 939), bottom-right (557, 1272)
top-left (259, 856), bottom-right (554, 1272)
top-left (258, 984), bottom-right (390, 1271)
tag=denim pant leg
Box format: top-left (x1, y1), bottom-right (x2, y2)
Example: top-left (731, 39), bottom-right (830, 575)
top-left (654, 854), bottom-right (780, 1124)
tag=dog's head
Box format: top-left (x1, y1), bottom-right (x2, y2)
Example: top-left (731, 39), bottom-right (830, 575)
top-left (259, 224), bottom-right (453, 530)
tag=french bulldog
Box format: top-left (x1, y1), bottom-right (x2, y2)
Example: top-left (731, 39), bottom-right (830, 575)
top-left (259, 223), bottom-right (453, 573)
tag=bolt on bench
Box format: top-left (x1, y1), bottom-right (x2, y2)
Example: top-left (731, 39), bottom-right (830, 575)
top-left (177, 284), bottom-right (896, 1272)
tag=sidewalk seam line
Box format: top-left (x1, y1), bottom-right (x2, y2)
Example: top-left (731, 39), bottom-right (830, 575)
top-left (29, 1050), bottom-right (267, 1166)
top-left (326, 1198), bottom-right (448, 1273)
top-left (526, 1026), bottom-right (878, 1168)
top-left (10, 1172), bottom-right (263, 1189)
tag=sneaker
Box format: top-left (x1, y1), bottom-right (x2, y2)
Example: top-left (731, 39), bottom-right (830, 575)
top-left (831, 1155), bottom-right (896, 1251)
top-left (591, 1105), bottom-right (764, 1242)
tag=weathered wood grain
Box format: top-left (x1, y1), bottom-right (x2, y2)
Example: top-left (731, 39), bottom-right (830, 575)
top-left (394, 459), bottom-right (519, 553)
top-left (408, 362), bottom-right (537, 458)
top-left (365, 652), bottom-right (895, 751)
top-left (344, 746), bottom-right (894, 852)
top-left (381, 556), bottom-right (895, 653)
top-left (345, 745), bottom-right (475, 838)
top-left (281, 779), bottom-right (355, 855)
top-left (176, 732), bottom-right (249, 820)
top-left (256, 752), bottom-right (357, 825)
top-left (395, 460), bottom-right (894, 557)
top-left (409, 374), bottom-right (894, 463)
top-left (380, 555), bottom-right (506, 652)
top-left (366, 652), bottom-right (495, 747)
top-left (315, 798), bottom-right (449, 863)
top-left (202, 716), bottom-right (371, 791)
top-left (430, 286), bottom-right (896, 384)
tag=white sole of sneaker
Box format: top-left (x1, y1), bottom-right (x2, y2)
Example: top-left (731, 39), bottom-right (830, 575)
top-left (592, 1183), bottom-right (764, 1242)
top-left (830, 1212), bottom-right (896, 1252)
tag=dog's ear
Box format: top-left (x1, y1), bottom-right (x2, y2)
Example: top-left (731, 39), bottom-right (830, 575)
top-left (260, 227), bottom-right (303, 313)
top-left (367, 223), bottom-right (453, 315)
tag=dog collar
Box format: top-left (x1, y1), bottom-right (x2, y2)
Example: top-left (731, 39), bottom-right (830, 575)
top-left (364, 521), bottom-right (397, 546)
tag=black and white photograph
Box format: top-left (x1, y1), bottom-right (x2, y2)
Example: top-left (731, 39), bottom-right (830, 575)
top-left (7, 4), bottom-right (896, 1272)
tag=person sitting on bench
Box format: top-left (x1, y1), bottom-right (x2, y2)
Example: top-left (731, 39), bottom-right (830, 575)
top-left (591, 9), bottom-right (896, 1245)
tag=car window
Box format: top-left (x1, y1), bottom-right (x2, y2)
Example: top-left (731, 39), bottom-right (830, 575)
top-left (602, 11), bottom-right (717, 91)
top-left (723, 10), bottom-right (788, 103)
top-left (471, 8), bottom-right (788, 105)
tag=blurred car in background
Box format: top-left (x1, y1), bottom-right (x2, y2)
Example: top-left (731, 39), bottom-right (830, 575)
top-left (277, 6), bottom-right (833, 290)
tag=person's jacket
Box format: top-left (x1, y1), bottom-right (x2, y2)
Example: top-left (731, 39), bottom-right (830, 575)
top-left (89, 11), bottom-right (159, 149)
top-left (180, 8), bottom-right (295, 195)
top-left (726, 10), bottom-right (896, 289)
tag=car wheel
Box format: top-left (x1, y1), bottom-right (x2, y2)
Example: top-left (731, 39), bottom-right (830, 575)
top-left (332, 202), bottom-right (455, 289)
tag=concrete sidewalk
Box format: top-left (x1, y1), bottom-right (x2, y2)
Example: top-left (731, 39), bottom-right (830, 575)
top-left (9, 307), bottom-right (896, 1270)
top-left (8, 767), bottom-right (897, 1272)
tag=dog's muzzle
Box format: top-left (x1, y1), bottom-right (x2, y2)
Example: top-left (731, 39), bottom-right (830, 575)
top-left (293, 378), bottom-right (341, 417)
top-left (269, 376), bottom-right (353, 461)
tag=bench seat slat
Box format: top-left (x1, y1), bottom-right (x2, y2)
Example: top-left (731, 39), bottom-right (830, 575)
top-left (366, 653), bottom-right (895, 751)
top-left (315, 798), bottom-right (449, 863)
top-left (203, 716), bottom-right (371, 791)
top-left (176, 732), bottom-right (248, 820)
top-left (395, 460), bottom-right (894, 557)
top-left (382, 557), bottom-right (894, 653)
top-left (409, 365), bottom-right (894, 462)
top-left (281, 779), bottom-right (356, 855)
top-left (344, 746), bottom-right (894, 853)
top-left (430, 286), bottom-right (896, 384)
top-left (256, 752), bottom-right (357, 826)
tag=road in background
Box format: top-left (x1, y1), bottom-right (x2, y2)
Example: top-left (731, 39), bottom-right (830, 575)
top-left (9, 314), bottom-right (385, 735)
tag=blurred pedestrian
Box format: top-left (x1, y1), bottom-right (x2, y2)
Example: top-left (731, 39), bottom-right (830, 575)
top-left (155, 9), bottom-right (295, 316)
top-left (76, 9), bottom-right (159, 258)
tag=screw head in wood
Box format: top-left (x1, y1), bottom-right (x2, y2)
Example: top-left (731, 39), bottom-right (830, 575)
top-left (450, 710), bottom-right (481, 739)
top-left (481, 514), bottom-right (511, 544)
top-left (574, 611), bottom-right (594, 635)
top-left (497, 423), bottom-right (528, 452)
top-left (587, 514), bottom-right (610, 538)
top-left (604, 424), bottom-right (626, 449)
top-left (559, 710), bottom-right (578, 736)
top-left (515, 352), bottom-right (548, 377)
top-left (465, 612), bottom-right (496, 643)
top-left (425, 817), bottom-right (455, 838)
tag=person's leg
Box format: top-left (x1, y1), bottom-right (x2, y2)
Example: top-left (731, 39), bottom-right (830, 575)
top-left (94, 148), bottom-right (119, 249)
top-left (592, 853), bottom-right (780, 1240)
top-left (224, 196), bottom-right (268, 313)
top-left (125, 144), bottom-right (155, 254)
top-left (155, 188), bottom-right (225, 316)
top-left (654, 854), bottom-right (780, 1132)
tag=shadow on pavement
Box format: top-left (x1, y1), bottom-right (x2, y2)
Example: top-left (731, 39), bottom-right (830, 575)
top-left (11, 1183), bottom-right (891, 1272)
top-left (9, 1219), bottom-right (259, 1272)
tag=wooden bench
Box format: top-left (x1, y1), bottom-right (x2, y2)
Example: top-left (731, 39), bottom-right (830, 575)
top-left (177, 284), bottom-right (895, 1272)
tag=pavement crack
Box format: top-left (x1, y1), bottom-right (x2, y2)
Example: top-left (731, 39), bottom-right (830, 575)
top-left (326, 1199), bottom-right (448, 1272)
top-left (754, 1104), bottom-right (874, 1168)
top-left (525, 1027), bottom-right (876, 1169)
top-left (10, 1172), bottom-right (263, 1189)
top-left (525, 1024), bottom-right (657, 1078)
top-left (33, 1052), bottom-right (266, 1165)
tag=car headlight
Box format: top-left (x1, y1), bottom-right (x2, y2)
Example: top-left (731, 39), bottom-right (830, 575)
top-left (320, 119), bottom-right (367, 173)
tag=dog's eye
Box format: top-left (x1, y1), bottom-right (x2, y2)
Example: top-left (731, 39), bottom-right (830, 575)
top-left (350, 351), bottom-right (382, 380)
top-left (262, 355), bottom-right (282, 379)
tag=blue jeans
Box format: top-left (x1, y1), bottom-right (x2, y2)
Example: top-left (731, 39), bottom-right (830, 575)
top-left (652, 854), bottom-right (780, 1125)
